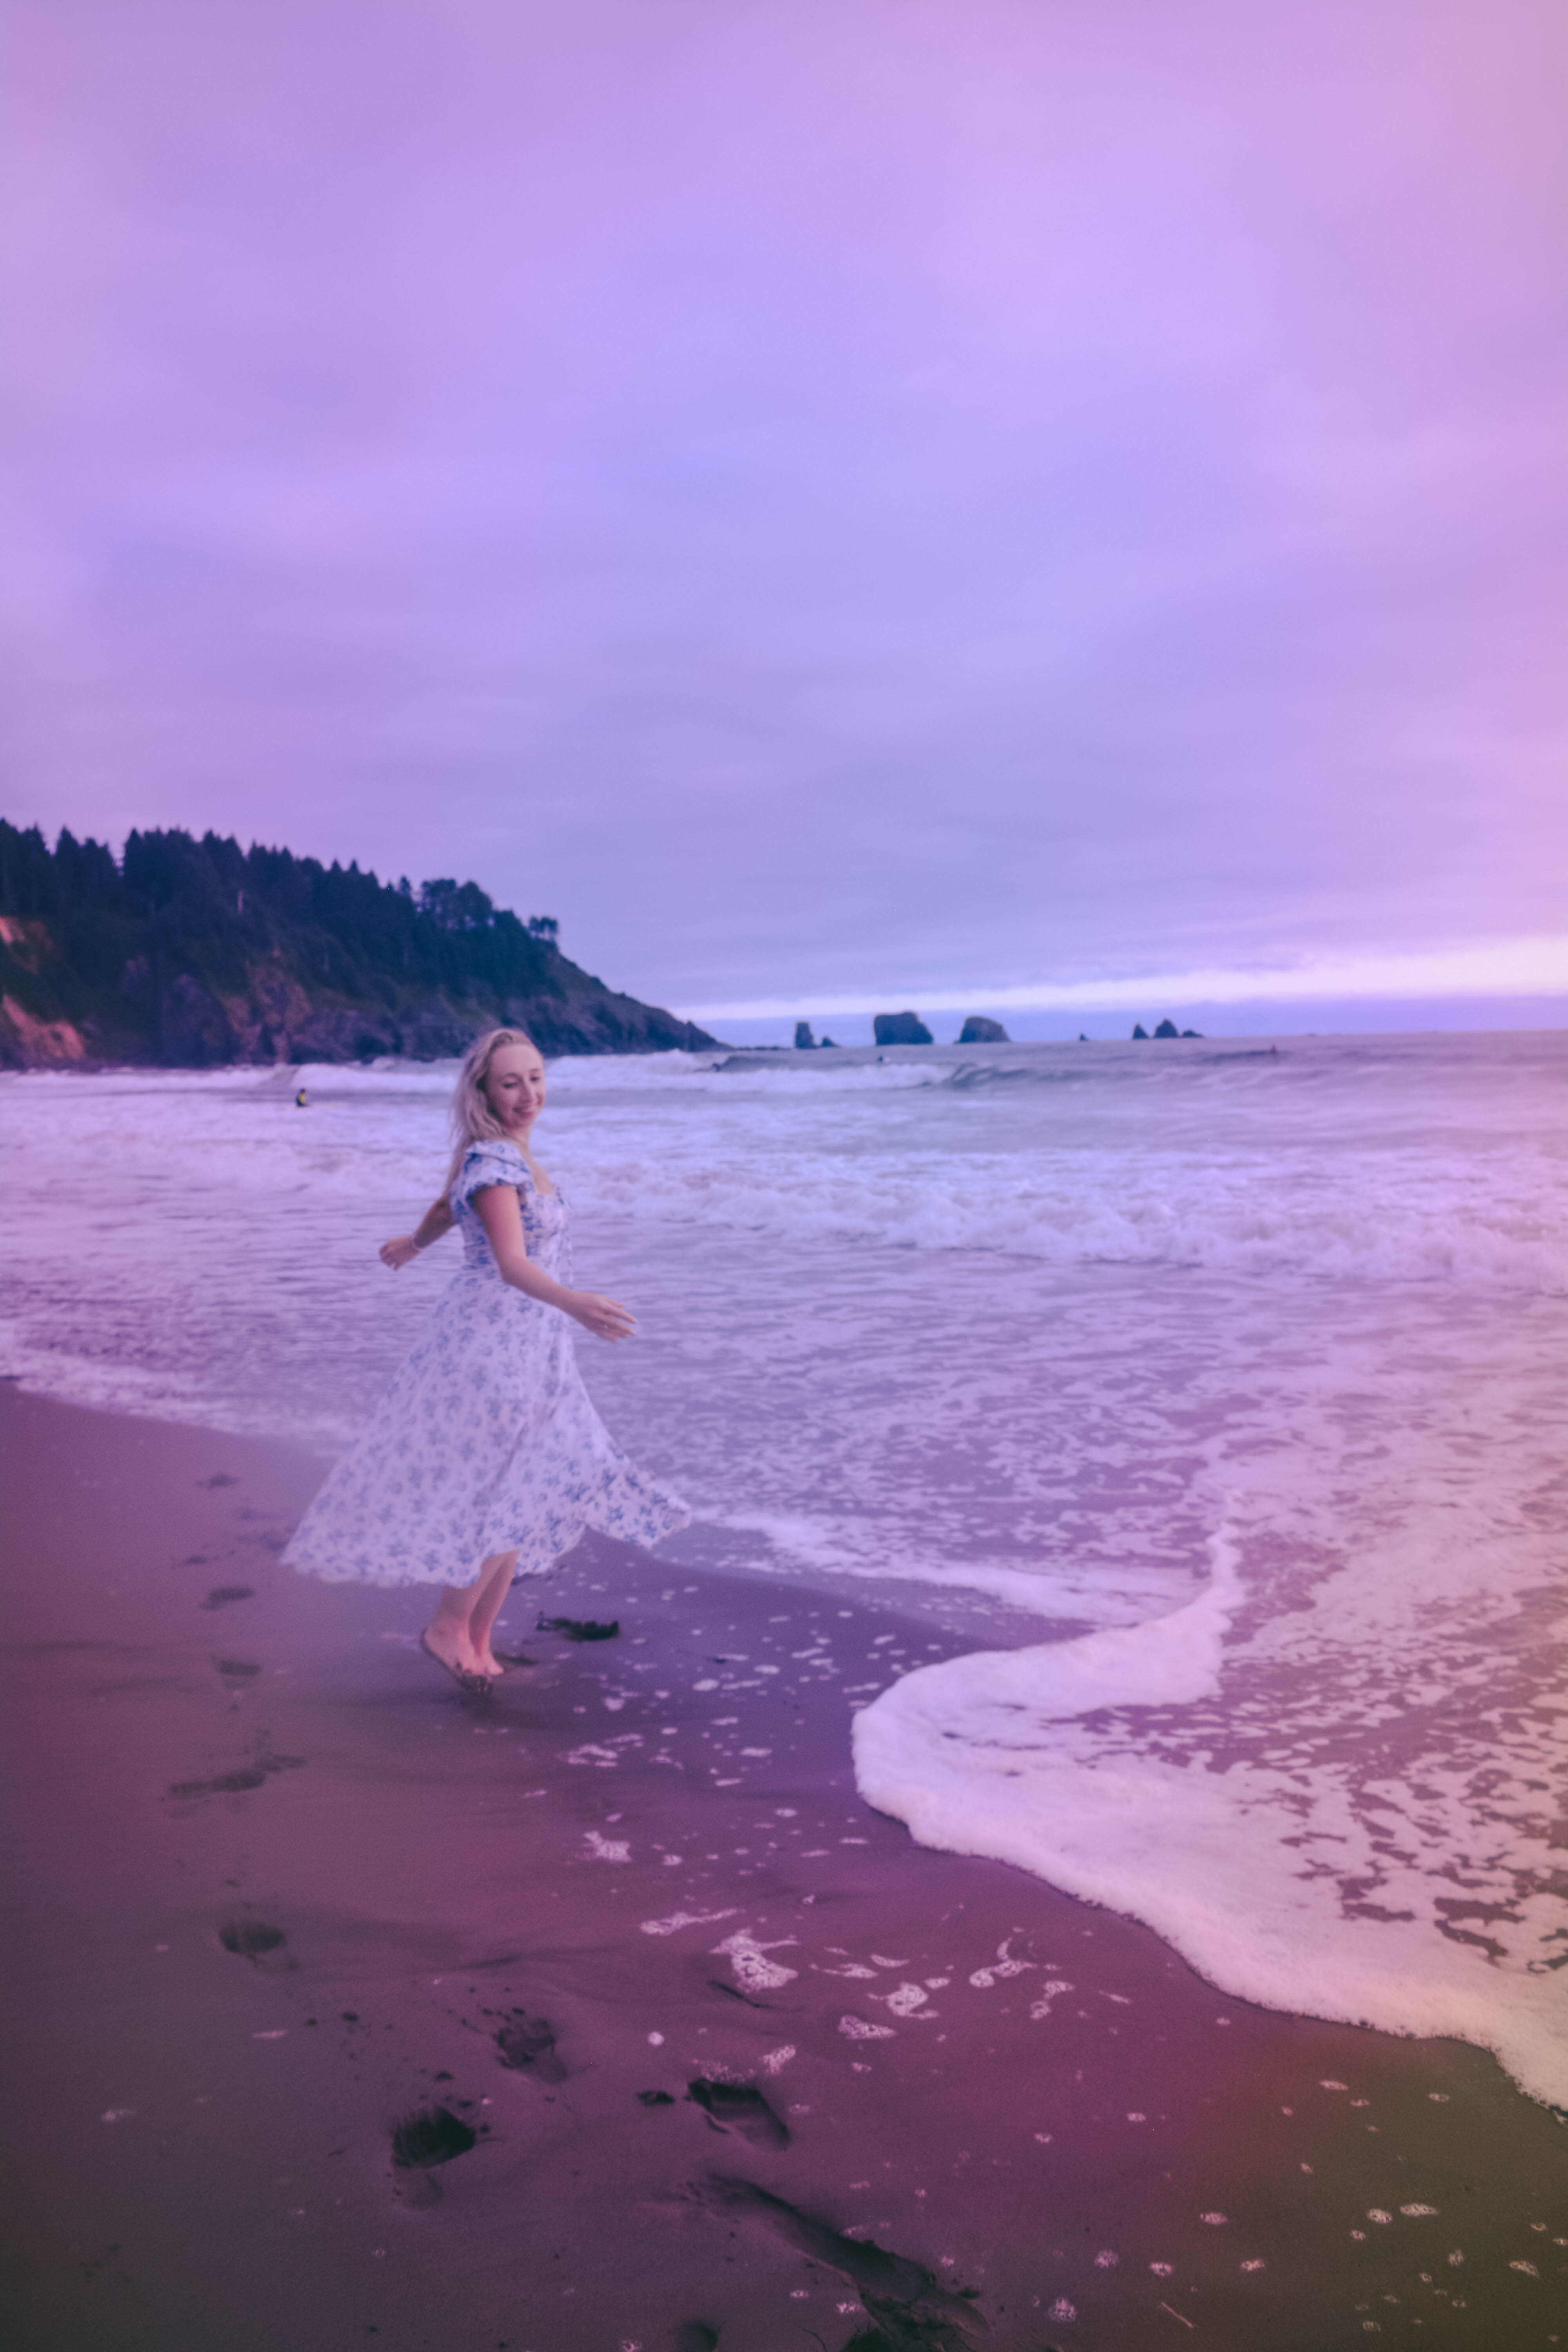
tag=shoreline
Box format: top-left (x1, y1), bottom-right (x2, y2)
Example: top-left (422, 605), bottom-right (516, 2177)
top-left (2, 1383), bottom-right (1563, 2349)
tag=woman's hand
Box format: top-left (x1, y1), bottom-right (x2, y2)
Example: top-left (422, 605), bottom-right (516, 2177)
top-left (568, 1290), bottom-right (637, 1343)
top-left (381, 1197), bottom-right (452, 1270)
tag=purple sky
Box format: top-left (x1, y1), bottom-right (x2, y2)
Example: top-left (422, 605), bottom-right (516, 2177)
top-left (6, 0), bottom-right (1566, 1022)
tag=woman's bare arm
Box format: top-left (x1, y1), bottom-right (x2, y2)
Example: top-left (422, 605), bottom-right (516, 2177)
top-left (472, 1185), bottom-right (635, 1342)
top-left (380, 1196), bottom-right (454, 1272)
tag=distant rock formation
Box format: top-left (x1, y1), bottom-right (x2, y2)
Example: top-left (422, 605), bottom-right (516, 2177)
top-left (0, 822), bottom-right (720, 1069)
top-left (957, 1015), bottom-right (1010, 1044)
top-left (1134, 1018), bottom-right (1204, 1042)
top-left (794, 1021), bottom-right (816, 1049)
top-left (873, 1010), bottom-right (934, 1046)
top-left (819, 1034), bottom-right (839, 1049)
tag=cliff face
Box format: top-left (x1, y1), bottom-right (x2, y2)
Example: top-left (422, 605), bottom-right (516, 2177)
top-left (0, 824), bottom-right (718, 1069)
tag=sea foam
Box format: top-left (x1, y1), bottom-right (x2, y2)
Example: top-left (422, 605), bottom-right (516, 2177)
top-left (855, 1507), bottom-right (1568, 2109)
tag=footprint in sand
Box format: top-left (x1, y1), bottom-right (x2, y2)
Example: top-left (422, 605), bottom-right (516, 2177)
top-left (201, 1586), bottom-right (254, 1611)
top-left (197, 1474), bottom-right (239, 1488)
top-left (169, 1753), bottom-right (305, 1799)
top-left (494, 2010), bottom-right (566, 2081)
top-left (174, 1768), bottom-right (269, 1797)
top-left (213, 1658), bottom-right (261, 1683)
top-left (391, 2106), bottom-right (479, 2169)
top-left (685, 2177), bottom-right (986, 2346)
top-left (688, 2078), bottom-right (790, 2148)
top-left (218, 1920), bottom-right (287, 1960)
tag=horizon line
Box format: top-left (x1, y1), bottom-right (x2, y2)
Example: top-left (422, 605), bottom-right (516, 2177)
top-left (676, 935), bottom-right (1568, 1024)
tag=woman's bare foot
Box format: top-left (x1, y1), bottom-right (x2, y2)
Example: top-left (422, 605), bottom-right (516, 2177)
top-left (420, 1626), bottom-right (485, 1684)
top-left (422, 1555), bottom-right (515, 1688)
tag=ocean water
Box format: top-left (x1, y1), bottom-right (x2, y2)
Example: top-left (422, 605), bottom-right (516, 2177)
top-left (3, 1032), bottom-right (1566, 2105)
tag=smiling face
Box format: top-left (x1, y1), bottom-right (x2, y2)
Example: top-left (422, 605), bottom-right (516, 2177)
top-left (483, 1040), bottom-right (547, 1135)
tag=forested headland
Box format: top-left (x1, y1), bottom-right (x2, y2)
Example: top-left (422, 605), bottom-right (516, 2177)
top-left (0, 822), bottom-right (717, 1068)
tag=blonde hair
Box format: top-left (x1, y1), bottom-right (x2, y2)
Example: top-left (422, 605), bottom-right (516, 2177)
top-left (444, 1027), bottom-right (541, 1188)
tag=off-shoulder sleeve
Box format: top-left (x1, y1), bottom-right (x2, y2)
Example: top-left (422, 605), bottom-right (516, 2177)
top-left (451, 1140), bottom-right (531, 1207)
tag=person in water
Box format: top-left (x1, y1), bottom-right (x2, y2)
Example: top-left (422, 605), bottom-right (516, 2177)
top-left (282, 1029), bottom-right (689, 1692)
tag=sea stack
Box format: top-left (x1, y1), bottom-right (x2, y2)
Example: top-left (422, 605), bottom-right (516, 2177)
top-left (873, 1010), bottom-right (934, 1046)
top-left (957, 1016), bottom-right (1010, 1044)
top-left (794, 1021), bottom-right (816, 1049)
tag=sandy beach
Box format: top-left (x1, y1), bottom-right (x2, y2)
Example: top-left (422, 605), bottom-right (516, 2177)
top-left (8, 0), bottom-right (1566, 2328)
top-left (3, 1383), bottom-right (1564, 2350)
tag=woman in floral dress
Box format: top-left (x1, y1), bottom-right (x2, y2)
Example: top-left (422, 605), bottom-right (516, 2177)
top-left (283, 1029), bottom-right (690, 1691)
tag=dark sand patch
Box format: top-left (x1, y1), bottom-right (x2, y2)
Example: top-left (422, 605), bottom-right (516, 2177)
top-left (2, 1386), bottom-right (1565, 2352)
top-left (537, 1612), bottom-right (621, 1641)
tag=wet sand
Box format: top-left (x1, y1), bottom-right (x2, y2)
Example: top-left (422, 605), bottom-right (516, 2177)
top-left (2, 1385), bottom-right (1564, 2350)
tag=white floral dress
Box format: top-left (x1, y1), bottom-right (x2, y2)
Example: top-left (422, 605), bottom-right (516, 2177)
top-left (284, 1138), bottom-right (691, 1587)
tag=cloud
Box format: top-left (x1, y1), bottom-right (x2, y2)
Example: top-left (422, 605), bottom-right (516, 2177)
top-left (5, 0), bottom-right (1566, 1009)
top-left (681, 933), bottom-right (1568, 1023)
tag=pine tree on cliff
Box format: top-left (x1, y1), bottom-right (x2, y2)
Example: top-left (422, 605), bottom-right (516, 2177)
top-left (0, 821), bottom-right (715, 1067)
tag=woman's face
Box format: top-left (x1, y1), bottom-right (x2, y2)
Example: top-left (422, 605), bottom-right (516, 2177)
top-left (483, 1042), bottom-right (547, 1132)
